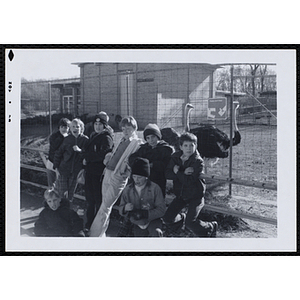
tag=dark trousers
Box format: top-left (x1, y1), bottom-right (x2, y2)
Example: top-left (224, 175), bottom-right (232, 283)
top-left (84, 171), bottom-right (103, 229)
top-left (163, 196), bottom-right (211, 237)
top-left (133, 218), bottom-right (163, 237)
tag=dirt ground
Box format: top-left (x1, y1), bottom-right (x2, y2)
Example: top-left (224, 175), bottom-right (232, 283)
top-left (20, 124), bottom-right (277, 238)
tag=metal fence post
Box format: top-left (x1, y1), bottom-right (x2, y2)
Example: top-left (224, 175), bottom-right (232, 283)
top-left (49, 82), bottom-right (52, 135)
top-left (229, 65), bottom-right (234, 195)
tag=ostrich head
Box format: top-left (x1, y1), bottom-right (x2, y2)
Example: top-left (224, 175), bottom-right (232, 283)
top-left (184, 103), bottom-right (194, 132)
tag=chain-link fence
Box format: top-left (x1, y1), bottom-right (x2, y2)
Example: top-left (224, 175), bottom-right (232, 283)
top-left (21, 63), bottom-right (277, 189)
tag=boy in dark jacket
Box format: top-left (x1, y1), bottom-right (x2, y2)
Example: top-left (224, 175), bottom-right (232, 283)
top-left (53, 118), bottom-right (89, 201)
top-left (163, 132), bottom-right (218, 237)
top-left (119, 158), bottom-right (166, 237)
top-left (82, 113), bottom-right (114, 230)
top-left (84, 111), bottom-right (114, 138)
top-left (129, 123), bottom-right (173, 196)
top-left (46, 118), bottom-right (71, 187)
top-left (34, 188), bottom-right (85, 237)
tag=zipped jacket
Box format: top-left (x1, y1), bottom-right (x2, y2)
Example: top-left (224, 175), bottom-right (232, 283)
top-left (165, 150), bottom-right (205, 201)
top-left (83, 129), bottom-right (113, 175)
top-left (129, 140), bottom-right (173, 195)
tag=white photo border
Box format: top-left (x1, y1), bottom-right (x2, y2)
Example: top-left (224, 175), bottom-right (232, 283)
top-left (5, 46), bottom-right (297, 253)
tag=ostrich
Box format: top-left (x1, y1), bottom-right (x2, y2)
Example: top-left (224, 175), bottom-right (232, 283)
top-left (161, 101), bottom-right (241, 161)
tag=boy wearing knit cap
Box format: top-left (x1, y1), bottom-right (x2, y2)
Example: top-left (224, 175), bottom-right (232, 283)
top-left (129, 123), bottom-right (173, 196)
top-left (119, 157), bottom-right (166, 237)
top-left (82, 112), bottom-right (114, 231)
top-left (84, 111), bottom-right (114, 137)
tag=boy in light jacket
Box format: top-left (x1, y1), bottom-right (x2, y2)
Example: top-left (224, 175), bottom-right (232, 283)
top-left (119, 157), bottom-right (166, 237)
top-left (89, 116), bottom-right (143, 237)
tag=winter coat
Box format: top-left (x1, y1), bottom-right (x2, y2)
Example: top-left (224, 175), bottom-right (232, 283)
top-left (48, 130), bottom-right (66, 163)
top-left (129, 140), bottom-right (174, 195)
top-left (84, 121), bottom-right (114, 138)
top-left (34, 199), bottom-right (83, 237)
top-left (53, 134), bottom-right (89, 176)
top-left (165, 150), bottom-right (205, 201)
top-left (83, 129), bottom-right (114, 175)
top-left (119, 179), bottom-right (166, 225)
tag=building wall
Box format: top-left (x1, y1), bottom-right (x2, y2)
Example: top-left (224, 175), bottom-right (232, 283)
top-left (99, 64), bottom-right (119, 117)
top-left (80, 64), bottom-right (100, 114)
top-left (79, 63), bottom-right (217, 129)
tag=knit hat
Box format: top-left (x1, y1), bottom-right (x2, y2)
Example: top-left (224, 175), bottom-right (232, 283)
top-left (93, 111), bottom-right (109, 126)
top-left (131, 157), bottom-right (150, 178)
top-left (143, 123), bottom-right (162, 140)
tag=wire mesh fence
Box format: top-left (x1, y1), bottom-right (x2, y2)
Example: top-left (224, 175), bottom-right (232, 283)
top-left (21, 63), bottom-right (277, 189)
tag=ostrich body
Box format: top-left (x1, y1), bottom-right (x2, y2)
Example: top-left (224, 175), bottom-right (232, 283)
top-left (161, 102), bottom-right (241, 159)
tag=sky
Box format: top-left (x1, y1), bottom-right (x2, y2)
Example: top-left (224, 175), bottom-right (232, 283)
top-left (8, 48), bottom-right (282, 82)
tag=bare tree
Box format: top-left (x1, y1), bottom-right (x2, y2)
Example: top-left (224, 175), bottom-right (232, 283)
top-left (259, 65), bottom-right (268, 93)
top-left (249, 64), bottom-right (260, 96)
top-left (216, 67), bottom-right (230, 91)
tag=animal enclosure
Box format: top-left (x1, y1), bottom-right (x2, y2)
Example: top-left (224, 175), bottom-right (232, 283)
top-left (21, 63), bottom-right (277, 190)
top-left (20, 63), bottom-right (278, 236)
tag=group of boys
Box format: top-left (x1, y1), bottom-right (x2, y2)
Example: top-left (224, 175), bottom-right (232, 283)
top-left (35, 115), bottom-right (218, 238)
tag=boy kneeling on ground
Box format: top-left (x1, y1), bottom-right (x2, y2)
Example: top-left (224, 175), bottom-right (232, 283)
top-left (118, 157), bottom-right (166, 237)
top-left (163, 132), bottom-right (218, 237)
top-left (34, 188), bottom-right (85, 237)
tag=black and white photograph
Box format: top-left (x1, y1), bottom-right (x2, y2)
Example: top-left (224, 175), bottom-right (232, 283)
top-left (5, 47), bottom-right (296, 252)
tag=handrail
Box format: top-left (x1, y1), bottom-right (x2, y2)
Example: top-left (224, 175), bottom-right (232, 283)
top-left (21, 146), bottom-right (48, 153)
top-left (204, 204), bottom-right (277, 225)
top-left (21, 146), bottom-right (277, 191)
top-left (20, 146), bottom-right (277, 226)
top-left (200, 174), bottom-right (277, 191)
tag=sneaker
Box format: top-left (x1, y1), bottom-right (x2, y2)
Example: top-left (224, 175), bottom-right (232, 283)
top-left (83, 228), bottom-right (90, 237)
top-left (208, 221), bottom-right (218, 238)
top-left (155, 228), bottom-right (164, 237)
top-left (165, 213), bottom-right (186, 236)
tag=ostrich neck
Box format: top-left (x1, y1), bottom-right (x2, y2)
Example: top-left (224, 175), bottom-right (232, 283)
top-left (233, 105), bottom-right (239, 132)
top-left (185, 106), bottom-right (193, 132)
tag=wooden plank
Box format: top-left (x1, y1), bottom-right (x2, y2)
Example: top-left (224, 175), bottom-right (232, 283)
top-left (21, 146), bottom-right (48, 153)
top-left (20, 146), bottom-right (276, 188)
top-left (21, 180), bottom-right (85, 201)
top-left (21, 164), bottom-right (47, 173)
top-left (200, 174), bottom-right (277, 191)
top-left (204, 204), bottom-right (277, 226)
top-left (21, 180), bottom-right (48, 189)
top-left (20, 162), bottom-right (277, 191)
top-left (21, 180), bottom-right (276, 226)
top-left (73, 194), bottom-right (86, 201)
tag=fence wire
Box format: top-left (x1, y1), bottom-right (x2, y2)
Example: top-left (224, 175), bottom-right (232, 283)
top-left (21, 63), bottom-right (277, 189)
